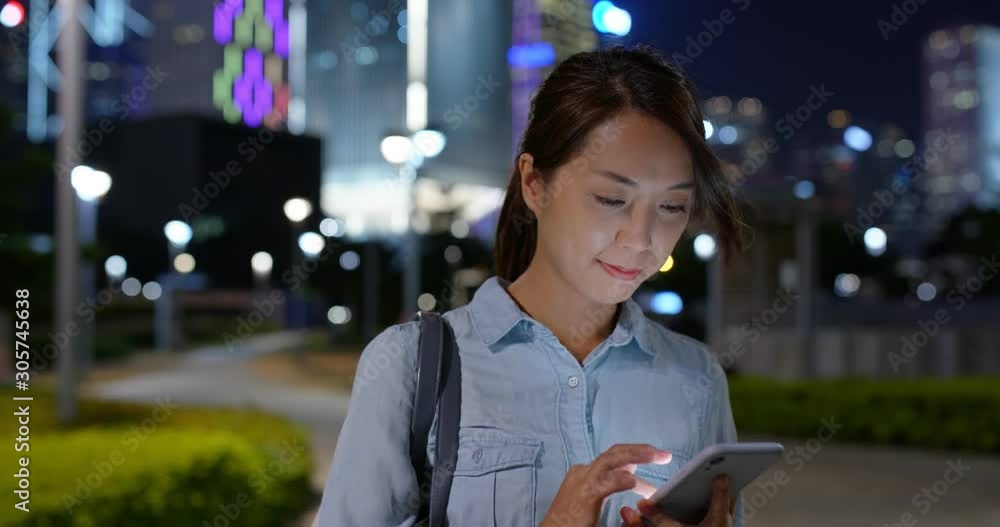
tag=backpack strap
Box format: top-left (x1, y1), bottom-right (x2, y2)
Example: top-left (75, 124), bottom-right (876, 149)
top-left (410, 311), bottom-right (461, 527)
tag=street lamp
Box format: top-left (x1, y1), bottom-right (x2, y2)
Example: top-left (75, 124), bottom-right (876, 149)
top-left (381, 128), bottom-right (447, 320)
top-left (380, 134), bottom-right (415, 165)
top-left (298, 231), bottom-right (325, 259)
top-left (70, 166), bottom-right (111, 202)
top-left (283, 197), bottom-right (313, 223)
top-left (104, 255), bottom-right (127, 283)
top-left (251, 250), bottom-right (274, 307)
top-left (70, 165), bottom-right (111, 375)
top-left (412, 129), bottom-right (446, 158)
top-left (158, 220), bottom-right (192, 352)
top-left (164, 220), bottom-right (193, 249)
top-left (283, 197), bottom-right (312, 328)
top-left (251, 251), bottom-right (274, 276)
top-left (694, 233), bottom-right (723, 354)
top-left (864, 227), bottom-right (887, 257)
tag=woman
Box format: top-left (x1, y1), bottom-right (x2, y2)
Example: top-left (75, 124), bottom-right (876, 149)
top-left (318, 45), bottom-right (745, 527)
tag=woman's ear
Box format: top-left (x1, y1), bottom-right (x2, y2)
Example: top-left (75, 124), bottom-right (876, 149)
top-left (518, 153), bottom-right (545, 218)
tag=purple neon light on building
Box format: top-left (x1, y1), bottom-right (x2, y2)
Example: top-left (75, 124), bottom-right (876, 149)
top-left (264, 0), bottom-right (290, 58)
top-left (213, 0), bottom-right (289, 127)
top-left (213, 0), bottom-right (244, 44)
top-left (233, 48), bottom-right (273, 127)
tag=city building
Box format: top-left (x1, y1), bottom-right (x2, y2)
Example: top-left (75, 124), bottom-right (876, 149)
top-left (922, 24), bottom-right (1000, 230)
top-left (510, 0), bottom-right (596, 154)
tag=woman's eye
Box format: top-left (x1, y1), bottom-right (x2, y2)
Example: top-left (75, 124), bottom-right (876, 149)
top-left (594, 195), bottom-right (625, 207)
top-left (661, 203), bottom-right (689, 214)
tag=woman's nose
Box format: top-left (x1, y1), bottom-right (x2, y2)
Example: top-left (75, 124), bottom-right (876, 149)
top-left (616, 208), bottom-right (653, 252)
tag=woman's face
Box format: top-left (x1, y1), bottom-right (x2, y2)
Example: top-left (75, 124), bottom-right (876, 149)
top-left (521, 110), bottom-right (695, 305)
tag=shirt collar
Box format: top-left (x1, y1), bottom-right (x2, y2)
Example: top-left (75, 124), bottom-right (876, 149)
top-left (468, 276), bottom-right (656, 356)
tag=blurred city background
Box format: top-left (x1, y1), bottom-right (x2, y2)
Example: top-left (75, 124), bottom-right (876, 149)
top-left (0, 0), bottom-right (998, 525)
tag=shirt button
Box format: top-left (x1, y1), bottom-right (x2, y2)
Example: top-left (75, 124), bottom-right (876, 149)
top-left (473, 449), bottom-right (483, 462)
top-left (568, 375), bottom-right (580, 388)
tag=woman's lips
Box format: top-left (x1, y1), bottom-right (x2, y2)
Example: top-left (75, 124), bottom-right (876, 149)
top-left (598, 260), bottom-right (640, 280)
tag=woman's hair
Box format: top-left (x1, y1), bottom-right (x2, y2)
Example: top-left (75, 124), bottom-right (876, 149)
top-left (494, 45), bottom-right (746, 282)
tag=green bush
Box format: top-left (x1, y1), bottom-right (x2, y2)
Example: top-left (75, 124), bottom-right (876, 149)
top-left (0, 389), bottom-right (314, 526)
top-left (730, 376), bottom-right (1000, 453)
top-left (93, 334), bottom-right (138, 363)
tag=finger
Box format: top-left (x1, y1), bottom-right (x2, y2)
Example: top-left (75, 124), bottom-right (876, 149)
top-left (586, 469), bottom-right (640, 501)
top-left (637, 498), bottom-right (684, 527)
top-left (628, 473), bottom-right (659, 500)
top-left (594, 444), bottom-right (672, 473)
top-left (619, 471), bottom-right (656, 499)
top-left (701, 475), bottom-right (731, 526)
top-left (728, 494), bottom-right (737, 515)
top-left (619, 506), bottom-right (645, 527)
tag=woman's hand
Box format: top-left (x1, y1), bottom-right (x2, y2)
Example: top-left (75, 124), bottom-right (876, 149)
top-left (618, 474), bottom-right (736, 527)
top-left (540, 443), bottom-right (672, 527)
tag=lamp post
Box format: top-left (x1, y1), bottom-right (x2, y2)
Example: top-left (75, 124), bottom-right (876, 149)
top-left (381, 128), bottom-right (446, 320)
top-left (70, 166), bottom-right (111, 375)
top-left (159, 220), bottom-right (192, 351)
top-left (283, 197), bottom-right (312, 328)
top-left (694, 233), bottom-right (722, 353)
top-left (251, 250), bottom-right (274, 299)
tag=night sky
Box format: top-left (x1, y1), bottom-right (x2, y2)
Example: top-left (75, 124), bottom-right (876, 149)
top-left (629, 0), bottom-right (1000, 137)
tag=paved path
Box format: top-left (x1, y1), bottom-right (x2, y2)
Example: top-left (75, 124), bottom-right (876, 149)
top-left (88, 334), bottom-right (1000, 526)
top-left (86, 332), bottom-right (347, 526)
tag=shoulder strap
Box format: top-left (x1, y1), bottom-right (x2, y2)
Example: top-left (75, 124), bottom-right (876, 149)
top-left (410, 311), bottom-right (461, 527)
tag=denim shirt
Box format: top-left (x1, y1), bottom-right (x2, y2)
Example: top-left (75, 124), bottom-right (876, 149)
top-left (317, 276), bottom-right (744, 527)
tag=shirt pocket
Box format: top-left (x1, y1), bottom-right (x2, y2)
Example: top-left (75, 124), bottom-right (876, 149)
top-left (447, 428), bottom-right (542, 526)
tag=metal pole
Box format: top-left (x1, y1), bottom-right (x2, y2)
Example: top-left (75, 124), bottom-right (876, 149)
top-left (156, 244), bottom-right (180, 352)
top-left (796, 203), bottom-right (817, 377)
top-left (289, 222), bottom-right (303, 328)
top-left (402, 175), bottom-right (420, 318)
top-left (363, 240), bottom-right (379, 341)
top-left (78, 198), bottom-right (97, 374)
top-left (55, 0), bottom-right (85, 424)
top-left (706, 249), bottom-right (724, 353)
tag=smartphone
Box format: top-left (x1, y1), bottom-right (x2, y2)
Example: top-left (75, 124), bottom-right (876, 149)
top-left (645, 442), bottom-right (784, 524)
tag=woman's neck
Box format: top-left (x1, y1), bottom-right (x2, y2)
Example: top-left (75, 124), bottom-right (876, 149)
top-left (506, 260), bottom-right (619, 364)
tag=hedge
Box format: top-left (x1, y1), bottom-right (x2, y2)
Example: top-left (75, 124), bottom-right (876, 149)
top-left (729, 376), bottom-right (1000, 453)
top-left (0, 389), bottom-right (314, 527)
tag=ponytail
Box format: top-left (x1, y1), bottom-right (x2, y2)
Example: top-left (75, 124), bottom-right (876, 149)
top-left (493, 164), bottom-right (538, 281)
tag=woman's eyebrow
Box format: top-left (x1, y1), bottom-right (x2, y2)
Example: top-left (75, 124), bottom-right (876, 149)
top-left (594, 169), bottom-right (694, 190)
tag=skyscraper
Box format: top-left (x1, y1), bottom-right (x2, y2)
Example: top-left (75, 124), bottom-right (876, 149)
top-left (310, 0), bottom-right (513, 240)
top-left (922, 24), bottom-right (1000, 229)
top-left (510, 0), bottom-right (596, 153)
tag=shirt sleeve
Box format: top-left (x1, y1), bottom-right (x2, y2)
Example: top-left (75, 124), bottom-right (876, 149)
top-left (316, 322), bottom-right (424, 526)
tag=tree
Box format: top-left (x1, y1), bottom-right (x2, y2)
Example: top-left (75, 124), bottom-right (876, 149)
top-left (0, 106), bottom-right (55, 383)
